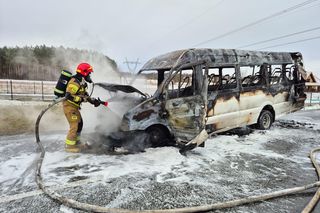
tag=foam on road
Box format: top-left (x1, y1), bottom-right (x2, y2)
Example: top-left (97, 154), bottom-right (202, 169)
top-left (0, 110), bottom-right (320, 212)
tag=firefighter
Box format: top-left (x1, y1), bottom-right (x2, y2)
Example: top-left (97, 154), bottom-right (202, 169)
top-left (63, 62), bottom-right (101, 153)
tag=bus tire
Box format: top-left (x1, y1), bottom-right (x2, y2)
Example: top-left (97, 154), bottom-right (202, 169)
top-left (256, 110), bottom-right (273, 130)
top-left (146, 125), bottom-right (172, 147)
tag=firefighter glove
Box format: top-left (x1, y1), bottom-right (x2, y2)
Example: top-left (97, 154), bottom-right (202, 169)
top-left (93, 98), bottom-right (100, 107)
top-left (88, 97), bottom-right (100, 107)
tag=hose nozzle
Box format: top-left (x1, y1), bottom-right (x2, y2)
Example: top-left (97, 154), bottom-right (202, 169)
top-left (98, 98), bottom-right (108, 107)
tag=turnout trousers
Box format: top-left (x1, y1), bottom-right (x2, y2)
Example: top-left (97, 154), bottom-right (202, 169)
top-left (63, 101), bottom-right (83, 145)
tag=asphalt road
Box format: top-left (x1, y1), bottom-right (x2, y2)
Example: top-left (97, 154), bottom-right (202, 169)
top-left (0, 109), bottom-right (320, 213)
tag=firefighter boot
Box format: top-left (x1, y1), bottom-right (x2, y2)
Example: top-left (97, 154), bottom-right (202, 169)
top-left (77, 141), bottom-right (91, 150)
top-left (65, 144), bottom-right (81, 153)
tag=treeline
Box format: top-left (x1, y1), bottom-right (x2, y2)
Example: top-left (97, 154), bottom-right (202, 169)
top-left (0, 45), bottom-right (118, 81)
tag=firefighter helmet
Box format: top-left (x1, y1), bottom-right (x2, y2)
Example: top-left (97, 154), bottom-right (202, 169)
top-left (76, 63), bottom-right (93, 77)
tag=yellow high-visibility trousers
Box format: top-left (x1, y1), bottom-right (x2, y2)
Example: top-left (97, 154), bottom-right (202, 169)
top-left (63, 102), bottom-right (83, 145)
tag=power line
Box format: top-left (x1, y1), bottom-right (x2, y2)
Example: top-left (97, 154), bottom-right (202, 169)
top-left (123, 58), bottom-right (141, 73)
top-left (163, 0), bottom-right (226, 36)
top-left (257, 35), bottom-right (320, 50)
top-left (193, 0), bottom-right (320, 47)
top-left (147, 0), bottom-right (226, 47)
top-left (238, 26), bottom-right (320, 49)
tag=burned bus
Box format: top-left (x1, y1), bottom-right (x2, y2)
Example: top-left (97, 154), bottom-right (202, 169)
top-left (102, 49), bottom-right (307, 149)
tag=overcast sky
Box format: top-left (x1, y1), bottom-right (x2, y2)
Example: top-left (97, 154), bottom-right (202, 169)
top-left (1, 0), bottom-right (320, 75)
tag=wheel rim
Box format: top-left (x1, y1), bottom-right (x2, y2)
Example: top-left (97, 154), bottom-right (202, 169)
top-left (148, 127), bottom-right (169, 147)
top-left (150, 130), bottom-right (161, 143)
top-left (149, 129), bottom-right (165, 147)
top-left (262, 113), bottom-right (271, 128)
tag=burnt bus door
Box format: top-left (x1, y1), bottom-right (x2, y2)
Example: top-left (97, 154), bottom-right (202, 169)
top-left (164, 66), bottom-right (207, 142)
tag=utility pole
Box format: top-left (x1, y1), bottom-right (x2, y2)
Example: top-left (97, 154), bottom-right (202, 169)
top-left (123, 58), bottom-right (141, 74)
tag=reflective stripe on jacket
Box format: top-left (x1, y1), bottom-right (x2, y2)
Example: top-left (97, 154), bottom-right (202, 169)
top-left (65, 77), bottom-right (87, 107)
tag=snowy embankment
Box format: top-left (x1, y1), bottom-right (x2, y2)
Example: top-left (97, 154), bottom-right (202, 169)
top-left (0, 100), bottom-right (67, 135)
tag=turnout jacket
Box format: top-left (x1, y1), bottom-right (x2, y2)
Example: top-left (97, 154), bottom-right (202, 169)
top-left (64, 76), bottom-right (88, 108)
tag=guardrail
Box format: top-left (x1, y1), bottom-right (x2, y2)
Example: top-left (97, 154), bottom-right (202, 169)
top-left (306, 92), bottom-right (320, 106)
top-left (305, 98), bottom-right (320, 105)
top-left (1, 78), bottom-right (319, 106)
top-left (0, 79), bottom-right (56, 101)
top-left (0, 78), bottom-right (158, 101)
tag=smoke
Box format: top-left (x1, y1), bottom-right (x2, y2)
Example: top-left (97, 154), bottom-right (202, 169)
top-left (84, 81), bottom-right (158, 153)
top-left (50, 43), bottom-right (158, 151)
top-left (52, 49), bottom-right (123, 137)
top-left (51, 47), bottom-right (148, 150)
top-left (81, 88), bottom-right (146, 148)
top-left (6, 43), bottom-right (158, 152)
top-left (305, 59), bottom-right (320, 77)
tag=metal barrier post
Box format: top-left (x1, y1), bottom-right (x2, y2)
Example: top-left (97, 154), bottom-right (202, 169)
top-left (10, 80), bottom-right (13, 100)
top-left (41, 81), bottom-right (44, 101)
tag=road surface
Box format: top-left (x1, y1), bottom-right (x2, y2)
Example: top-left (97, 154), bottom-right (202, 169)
top-left (0, 109), bottom-right (320, 212)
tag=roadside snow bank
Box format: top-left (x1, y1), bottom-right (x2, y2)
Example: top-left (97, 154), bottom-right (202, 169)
top-left (0, 100), bottom-right (51, 106)
top-left (0, 99), bottom-right (67, 135)
top-left (303, 104), bottom-right (320, 111)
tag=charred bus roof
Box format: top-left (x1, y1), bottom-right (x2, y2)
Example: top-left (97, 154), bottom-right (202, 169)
top-left (140, 48), bottom-right (302, 71)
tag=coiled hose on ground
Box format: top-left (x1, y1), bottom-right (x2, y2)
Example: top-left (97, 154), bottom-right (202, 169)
top-left (35, 100), bottom-right (320, 212)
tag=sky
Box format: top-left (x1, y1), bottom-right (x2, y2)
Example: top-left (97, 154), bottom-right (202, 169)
top-left (1, 0), bottom-right (320, 76)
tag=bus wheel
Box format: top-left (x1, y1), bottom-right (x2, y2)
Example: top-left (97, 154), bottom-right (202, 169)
top-left (256, 110), bottom-right (273, 130)
top-left (146, 126), bottom-right (171, 147)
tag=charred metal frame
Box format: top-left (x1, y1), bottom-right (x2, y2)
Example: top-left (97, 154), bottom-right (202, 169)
top-left (120, 48), bottom-right (306, 144)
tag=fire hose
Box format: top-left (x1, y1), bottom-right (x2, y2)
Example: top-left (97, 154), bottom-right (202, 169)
top-left (35, 101), bottom-right (320, 212)
top-left (302, 148), bottom-right (320, 213)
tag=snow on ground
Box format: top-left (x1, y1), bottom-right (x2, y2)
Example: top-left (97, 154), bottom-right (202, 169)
top-left (0, 109), bottom-right (320, 212)
top-left (304, 104), bottom-right (320, 111)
